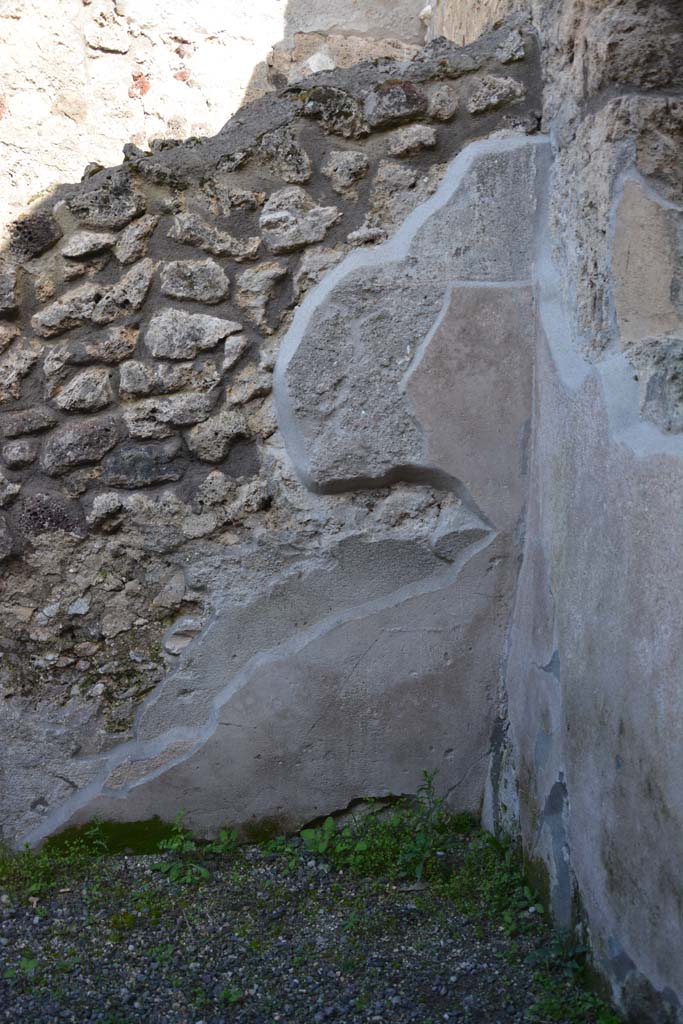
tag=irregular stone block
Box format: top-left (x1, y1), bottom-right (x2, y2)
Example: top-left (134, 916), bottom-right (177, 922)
top-left (363, 81), bottom-right (428, 128)
top-left (235, 262), bottom-right (288, 333)
top-left (123, 392), bottom-right (218, 440)
top-left (259, 187), bottom-right (341, 254)
top-left (223, 333), bottom-right (249, 372)
top-left (160, 259), bottom-right (230, 304)
top-left (185, 407), bottom-right (247, 462)
top-left (228, 367), bottom-right (272, 406)
top-left (32, 283), bottom-right (103, 338)
top-left (627, 336), bottom-right (683, 433)
top-left (347, 224), bottom-right (387, 246)
top-left (301, 86), bottom-right (369, 138)
top-left (0, 339), bottom-right (42, 403)
top-left (10, 211), bottom-right (63, 261)
top-left (41, 416), bottom-right (120, 475)
top-left (101, 441), bottom-right (185, 488)
top-left (467, 75), bottom-right (525, 114)
top-left (114, 215), bottom-right (159, 265)
top-left (388, 124), bottom-right (437, 157)
top-left (152, 571), bottom-right (186, 610)
top-left (427, 83), bottom-right (459, 122)
top-left (53, 367), bottom-right (114, 412)
top-left (293, 247), bottom-right (347, 299)
top-left (67, 169), bottom-right (146, 229)
top-left (0, 469), bottom-right (21, 507)
top-left (52, 328), bottom-right (139, 384)
top-left (321, 150), bottom-right (370, 194)
top-left (0, 323), bottom-right (19, 356)
top-left (1, 406), bottom-right (58, 439)
top-left (86, 492), bottom-right (126, 532)
top-left (168, 213), bottom-right (260, 261)
top-left (256, 127), bottom-right (312, 184)
top-left (14, 491), bottom-right (85, 536)
top-left (119, 359), bottom-right (220, 398)
top-left (90, 259), bottom-right (155, 324)
top-left (61, 231), bottom-right (117, 258)
top-left (413, 37), bottom-right (482, 79)
top-left (0, 514), bottom-right (13, 561)
top-left (218, 188), bottom-right (266, 212)
top-left (0, 264), bottom-right (17, 317)
top-left (2, 438), bottom-right (38, 469)
top-left (496, 29), bottom-right (525, 64)
top-left (144, 309), bottom-right (241, 360)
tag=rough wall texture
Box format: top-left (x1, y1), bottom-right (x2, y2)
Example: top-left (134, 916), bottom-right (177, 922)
top-left (2, 3), bottom-right (683, 1022)
top-left (429, 2), bottom-right (683, 1022)
top-left (425, 0), bottom-right (526, 46)
top-left (0, 20), bottom-right (541, 850)
top-left (0, 0), bottom-right (427, 239)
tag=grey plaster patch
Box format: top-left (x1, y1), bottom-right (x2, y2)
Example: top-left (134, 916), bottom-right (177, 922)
top-left (275, 133), bottom-right (547, 497)
top-left (23, 520), bottom-right (497, 846)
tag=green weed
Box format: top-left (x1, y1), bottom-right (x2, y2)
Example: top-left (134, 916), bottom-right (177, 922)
top-left (299, 772), bottom-right (474, 880)
top-left (153, 812), bottom-right (209, 884)
top-left (0, 821), bottom-right (109, 902)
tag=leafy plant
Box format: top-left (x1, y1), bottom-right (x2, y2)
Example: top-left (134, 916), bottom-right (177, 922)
top-left (4, 954), bottom-right (39, 981)
top-left (109, 909), bottom-right (138, 935)
top-left (0, 821), bottom-right (109, 902)
top-left (261, 835), bottom-right (301, 871)
top-left (219, 986), bottom-right (245, 1006)
top-left (301, 815), bottom-right (337, 856)
top-left (299, 771), bottom-right (471, 881)
top-left (529, 969), bottom-right (621, 1023)
top-left (205, 827), bottom-right (238, 856)
top-left (154, 812), bottom-right (209, 884)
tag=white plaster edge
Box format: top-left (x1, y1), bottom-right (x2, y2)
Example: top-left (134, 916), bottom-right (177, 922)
top-left (536, 156), bottom-right (683, 458)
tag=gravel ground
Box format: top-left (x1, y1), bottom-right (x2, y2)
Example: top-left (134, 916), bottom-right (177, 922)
top-left (0, 841), bottom-right (606, 1024)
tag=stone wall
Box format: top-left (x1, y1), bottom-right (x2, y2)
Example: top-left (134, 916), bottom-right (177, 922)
top-left (429, 2), bottom-right (683, 1021)
top-left (0, 0), bottom-right (427, 240)
top-left (0, 20), bottom-right (542, 853)
top-left (2, 3), bottom-right (683, 1020)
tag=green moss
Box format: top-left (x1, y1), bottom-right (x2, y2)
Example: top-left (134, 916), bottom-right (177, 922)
top-left (242, 816), bottom-right (286, 845)
top-left (44, 817), bottom-right (176, 856)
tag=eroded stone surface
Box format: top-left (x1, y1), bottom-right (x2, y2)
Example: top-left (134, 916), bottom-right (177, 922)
top-left (259, 188), bottom-right (341, 254)
top-left (159, 259), bottom-right (230, 304)
top-left (62, 231), bottom-right (117, 259)
top-left (185, 407), bottom-right (247, 462)
top-left (321, 150), bottom-right (370, 194)
top-left (114, 215), bottom-right (159, 265)
top-left (124, 392), bottom-right (218, 440)
top-left (235, 262), bottom-right (288, 332)
top-left (67, 169), bottom-right (146, 230)
top-left (41, 416), bottom-right (120, 475)
top-left (364, 81), bottom-right (428, 128)
top-left (53, 368), bottom-right (114, 413)
top-left (144, 309), bottom-right (240, 361)
top-left (169, 213), bottom-right (260, 261)
top-left (467, 74), bottom-right (525, 113)
top-left (389, 124), bottom-right (438, 156)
